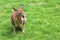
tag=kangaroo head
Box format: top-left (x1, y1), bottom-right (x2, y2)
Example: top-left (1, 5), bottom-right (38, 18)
top-left (13, 4), bottom-right (24, 17)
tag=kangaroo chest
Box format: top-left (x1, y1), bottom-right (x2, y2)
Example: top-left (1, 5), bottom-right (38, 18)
top-left (16, 17), bottom-right (22, 24)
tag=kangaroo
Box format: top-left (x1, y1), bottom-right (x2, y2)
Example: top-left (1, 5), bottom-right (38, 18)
top-left (11, 4), bottom-right (26, 35)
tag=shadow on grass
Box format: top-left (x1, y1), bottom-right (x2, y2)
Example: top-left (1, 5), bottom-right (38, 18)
top-left (1, 26), bottom-right (14, 38)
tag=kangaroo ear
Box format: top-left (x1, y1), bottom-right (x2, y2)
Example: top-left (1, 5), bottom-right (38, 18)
top-left (20, 4), bottom-right (24, 10)
top-left (12, 8), bottom-right (18, 11)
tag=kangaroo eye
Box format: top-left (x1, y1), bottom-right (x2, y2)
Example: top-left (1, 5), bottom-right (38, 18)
top-left (19, 13), bottom-right (24, 18)
top-left (19, 13), bottom-right (21, 14)
top-left (18, 13), bottom-right (23, 16)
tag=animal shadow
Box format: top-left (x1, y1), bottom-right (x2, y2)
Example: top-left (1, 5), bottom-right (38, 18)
top-left (1, 27), bottom-right (14, 38)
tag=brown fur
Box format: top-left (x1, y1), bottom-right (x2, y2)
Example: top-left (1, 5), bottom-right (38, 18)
top-left (11, 4), bottom-right (26, 35)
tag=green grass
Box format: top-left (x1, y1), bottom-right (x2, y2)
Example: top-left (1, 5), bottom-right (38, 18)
top-left (0, 0), bottom-right (60, 40)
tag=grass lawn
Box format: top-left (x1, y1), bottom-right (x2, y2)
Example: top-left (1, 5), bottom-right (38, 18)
top-left (0, 0), bottom-right (60, 40)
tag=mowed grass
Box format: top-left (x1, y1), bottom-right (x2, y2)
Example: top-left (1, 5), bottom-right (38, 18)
top-left (0, 0), bottom-right (60, 40)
